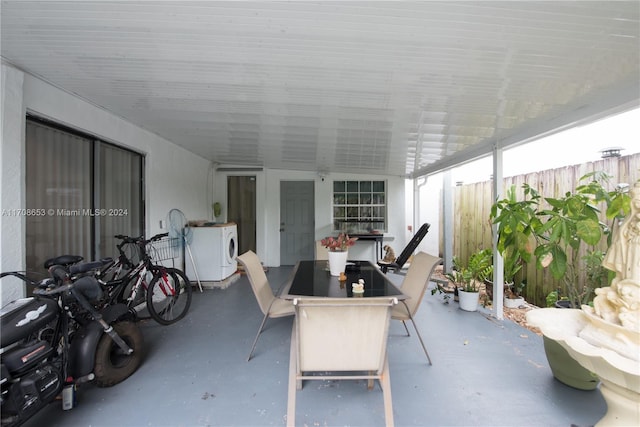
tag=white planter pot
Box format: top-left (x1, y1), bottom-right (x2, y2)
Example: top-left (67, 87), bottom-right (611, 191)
top-left (327, 250), bottom-right (348, 276)
top-left (504, 296), bottom-right (525, 308)
top-left (458, 289), bottom-right (479, 311)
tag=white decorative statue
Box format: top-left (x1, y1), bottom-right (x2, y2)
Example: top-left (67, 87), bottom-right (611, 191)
top-left (579, 182), bottom-right (640, 360)
top-left (590, 182), bottom-right (640, 332)
top-left (527, 181), bottom-right (640, 427)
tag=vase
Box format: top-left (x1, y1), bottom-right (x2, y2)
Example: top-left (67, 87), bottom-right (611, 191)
top-left (328, 250), bottom-right (348, 276)
top-left (458, 289), bottom-right (479, 311)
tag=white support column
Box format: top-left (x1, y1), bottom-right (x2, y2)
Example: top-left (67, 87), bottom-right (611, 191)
top-left (492, 145), bottom-right (504, 320)
top-left (413, 176), bottom-right (427, 235)
top-left (442, 170), bottom-right (453, 273)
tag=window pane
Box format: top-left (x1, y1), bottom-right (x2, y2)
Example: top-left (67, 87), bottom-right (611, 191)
top-left (346, 193), bottom-right (359, 204)
top-left (373, 206), bottom-right (385, 218)
top-left (359, 194), bottom-right (372, 204)
top-left (333, 194), bottom-right (346, 204)
top-left (359, 181), bottom-right (371, 192)
top-left (347, 207), bottom-right (359, 218)
top-left (373, 193), bottom-right (385, 204)
top-left (373, 181), bottom-right (385, 192)
top-left (346, 181), bottom-right (359, 192)
top-left (333, 181), bottom-right (345, 192)
top-left (99, 143), bottom-right (143, 258)
top-left (333, 207), bottom-right (345, 218)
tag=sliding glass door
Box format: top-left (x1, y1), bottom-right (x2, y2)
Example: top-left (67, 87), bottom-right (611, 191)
top-left (25, 118), bottom-right (144, 276)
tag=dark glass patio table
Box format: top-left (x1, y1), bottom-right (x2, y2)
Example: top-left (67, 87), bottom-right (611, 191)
top-left (281, 260), bottom-right (405, 299)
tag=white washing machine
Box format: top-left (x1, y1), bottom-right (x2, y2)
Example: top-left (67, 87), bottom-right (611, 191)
top-left (186, 223), bottom-right (238, 281)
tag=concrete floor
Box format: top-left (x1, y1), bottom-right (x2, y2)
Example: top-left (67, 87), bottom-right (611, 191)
top-left (24, 266), bottom-right (607, 427)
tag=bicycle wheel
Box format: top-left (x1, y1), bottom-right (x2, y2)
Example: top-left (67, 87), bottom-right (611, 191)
top-left (146, 267), bottom-right (192, 325)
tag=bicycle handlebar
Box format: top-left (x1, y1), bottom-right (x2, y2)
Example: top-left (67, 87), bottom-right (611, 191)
top-left (149, 232), bottom-right (169, 242)
top-left (1, 271), bottom-right (54, 289)
top-left (115, 232), bottom-right (169, 246)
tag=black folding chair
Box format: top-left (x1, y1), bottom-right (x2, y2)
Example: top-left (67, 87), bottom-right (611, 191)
top-left (377, 223), bottom-right (430, 273)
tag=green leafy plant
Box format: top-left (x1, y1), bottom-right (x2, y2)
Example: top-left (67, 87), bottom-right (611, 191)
top-left (446, 248), bottom-right (493, 293)
top-left (546, 290), bottom-right (559, 307)
top-left (490, 172), bottom-right (633, 308)
top-left (491, 183), bottom-right (539, 266)
top-left (430, 283), bottom-right (451, 304)
top-left (503, 247), bottom-right (525, 298)
top-left (582, 249), bottom-right (610, 305)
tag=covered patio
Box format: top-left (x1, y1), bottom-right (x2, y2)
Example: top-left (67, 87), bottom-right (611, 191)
top-left (23, 268), bottom-right (606, 427)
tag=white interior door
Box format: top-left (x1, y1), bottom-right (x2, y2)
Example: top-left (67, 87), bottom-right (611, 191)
top-left (280, 181), bottom-right (315, 265)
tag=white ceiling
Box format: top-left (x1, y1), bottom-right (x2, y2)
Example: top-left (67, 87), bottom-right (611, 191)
top-left (1, 1), bottom-right (639, 178)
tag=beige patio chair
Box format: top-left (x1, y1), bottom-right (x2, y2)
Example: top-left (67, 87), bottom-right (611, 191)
top-left (287, 297), bottom-right (398, 427)
top-left (392, 251), bottom-right (441, 365)
top-left (237, 250), bottom-right (295, 361)
top-left (314, 240), bottom-right (329, 260)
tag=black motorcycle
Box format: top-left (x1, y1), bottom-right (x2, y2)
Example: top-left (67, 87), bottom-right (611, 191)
top-left (1, 257), bottom-right (144, 427)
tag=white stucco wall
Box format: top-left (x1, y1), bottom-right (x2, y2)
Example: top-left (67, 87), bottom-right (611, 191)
top-left (1, 64), bottom-right (27, 304)
top-left (1, 64), bottom-right (211, 303)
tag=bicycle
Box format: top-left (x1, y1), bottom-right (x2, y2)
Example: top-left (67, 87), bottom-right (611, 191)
top-left (96, 233), bottom-right (192, 325)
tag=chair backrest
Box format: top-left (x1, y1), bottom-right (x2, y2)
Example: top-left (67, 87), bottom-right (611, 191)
top-left (399, 252), bottom-right (441, 316)
top-left (237, 250), bottom-right (276, 315)
top-left (293, 297), bottom-right (396, 373)
top-left (394, 223), bottom-right (430, 268)
top-left (314, 240), bottom-right (329, 261)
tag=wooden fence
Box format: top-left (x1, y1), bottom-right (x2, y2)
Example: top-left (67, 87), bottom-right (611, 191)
top-left (452, 152), bottom-right (640, 307)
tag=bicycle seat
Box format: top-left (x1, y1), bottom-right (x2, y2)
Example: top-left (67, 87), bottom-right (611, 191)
top-left (44, 255), bottom-right (84, 269)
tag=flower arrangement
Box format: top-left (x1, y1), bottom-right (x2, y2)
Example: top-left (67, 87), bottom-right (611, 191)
top-left (321, 233), bottom-right (358, 252)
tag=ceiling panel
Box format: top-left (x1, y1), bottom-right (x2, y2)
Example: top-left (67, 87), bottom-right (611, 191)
top-left (1, 1), bottom-right (638, 177)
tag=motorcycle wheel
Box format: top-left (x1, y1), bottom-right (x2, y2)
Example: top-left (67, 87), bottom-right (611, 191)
top-left (93, 321), bottom-right (144, 387)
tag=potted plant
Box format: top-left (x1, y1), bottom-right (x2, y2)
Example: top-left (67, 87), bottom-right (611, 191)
top-left (212, 202), bottom-right (222, 219)
top-left (500, 240), bottom-right (526, 308)
top-left (321, 233), bottom-right (358, 276)
top-left (446, 248), bottom-right (493, 312)
top-left (504, 280), bottom-right (526, 308)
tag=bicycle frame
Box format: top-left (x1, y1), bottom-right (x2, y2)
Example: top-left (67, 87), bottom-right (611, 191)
top-left (125, 262), bottom-right (150, 305)
top-left (97, 253), bottom-right (149, 308)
